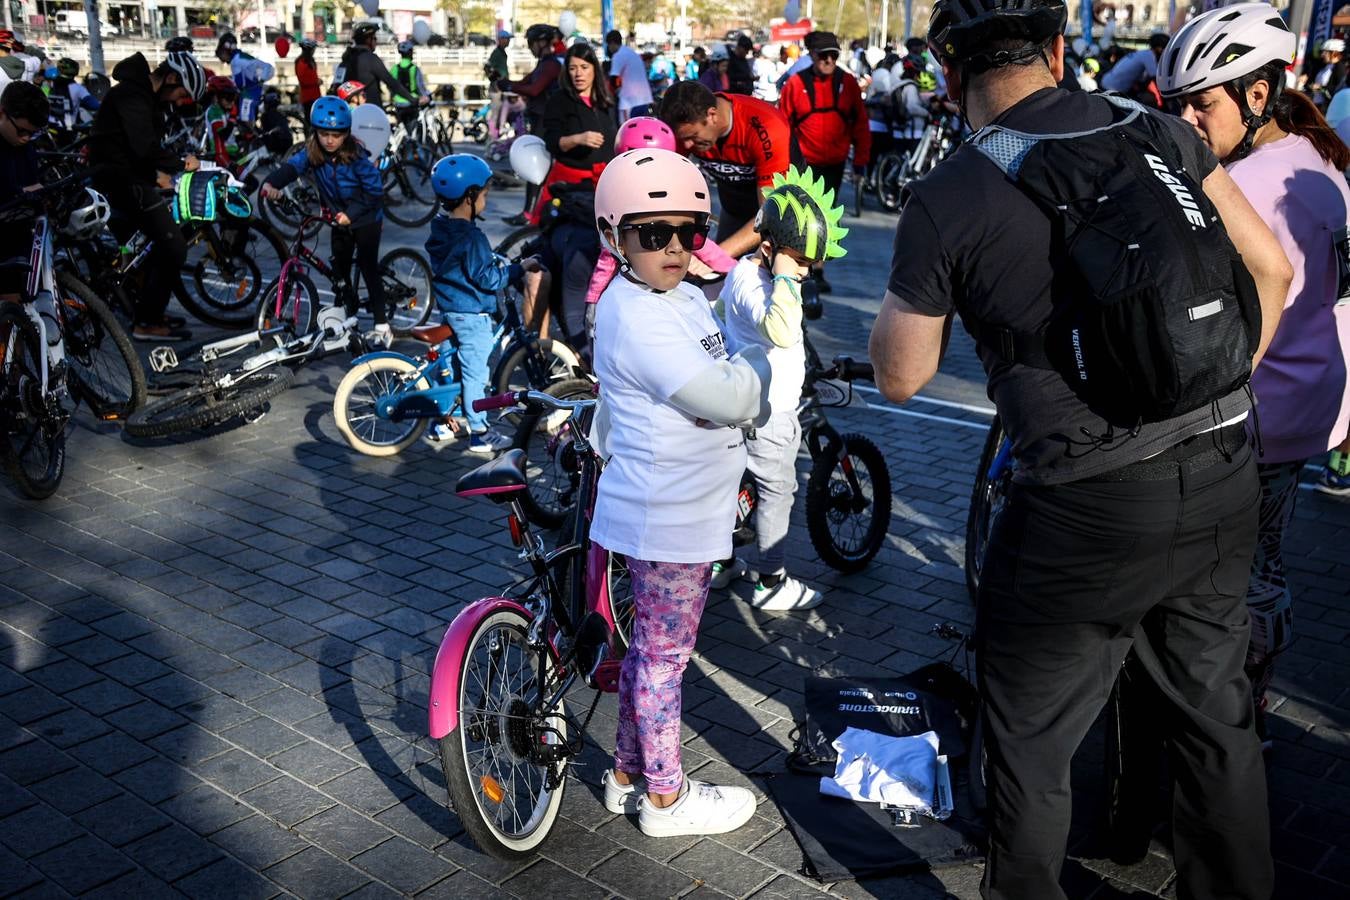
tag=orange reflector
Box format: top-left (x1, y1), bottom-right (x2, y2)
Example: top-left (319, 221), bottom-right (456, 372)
top-left (508, 514), bottom-right (523, 547)
top-left (236, 279), bottom-right (251, 300)
top-left (481, 775), bottom-right (505, 804)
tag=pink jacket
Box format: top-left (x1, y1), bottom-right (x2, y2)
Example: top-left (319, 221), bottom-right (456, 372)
top-left (584, 240), bottom-right (740, 304)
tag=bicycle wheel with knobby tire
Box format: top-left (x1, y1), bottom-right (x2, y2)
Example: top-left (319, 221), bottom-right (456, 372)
top-left (491, 338), bottom-right (581, 396)
top-left (178, 218), bottom-right (288, 328)
top-left (510, 377), bottom-right (595, 529)
top-left (255, 270), bottom-right (320, 342)
top-left (440, 606), bottom-right (568, 859)
top-left (965, 415), bottom-right (1009, 603)
top-left (383, 159), bottom-right (437, 227)
top-left (125, 366), bottom-right (295, 438)
top-left (875, 153), bottom-right (907, 212)
top-left (0, 306), bottom-right (66, 499)
top-left (333, 356), bottom-right (433, 456)
top-left (57, 272), bottom-right (146, 420)
top-left (805, 433), bottom-right (892, 573)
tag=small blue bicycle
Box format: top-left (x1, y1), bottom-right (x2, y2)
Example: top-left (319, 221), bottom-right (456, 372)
top-left (332, 321), bottom-right (464, 456)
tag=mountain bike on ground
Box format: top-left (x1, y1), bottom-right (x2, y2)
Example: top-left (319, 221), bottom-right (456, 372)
top-left (125, 308), bottom-right (365, 439)
top-left (431, 387), bottom-right (631, 860)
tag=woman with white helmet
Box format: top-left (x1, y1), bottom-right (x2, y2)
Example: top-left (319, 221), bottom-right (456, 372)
top-left (1159, 3), bottom-right (1350, 742)
top-left (590, 147), bottom-right (771, 838)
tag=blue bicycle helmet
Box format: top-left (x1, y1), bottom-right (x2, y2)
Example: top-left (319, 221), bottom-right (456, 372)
top-left (310, 95), bottom-right (352, 131)
top-left (431, 154), bottom-right (493, 203)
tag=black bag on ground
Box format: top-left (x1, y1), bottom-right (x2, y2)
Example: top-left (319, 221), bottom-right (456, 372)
top-left (969, 95), bottom-right (1260, 424)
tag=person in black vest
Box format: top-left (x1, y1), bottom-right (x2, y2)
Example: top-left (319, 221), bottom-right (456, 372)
top-left (869, 1), bottom-right (1293, 897)
top-left (727, 34), bottom-right (756, 95)
top-left (777, 31), bottom-right (869, 292)
top-left (500, 23), bottom-right (564, 225)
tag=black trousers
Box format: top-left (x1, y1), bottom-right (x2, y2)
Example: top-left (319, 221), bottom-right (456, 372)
top-left (331, 221), bottom-right (385, 325)
top-left (102, 181), bottom-right (188, 327)
top-left (977, 440), bottom-right (1272, 900)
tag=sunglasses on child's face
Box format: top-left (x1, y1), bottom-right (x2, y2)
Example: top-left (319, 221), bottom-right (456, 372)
top-left (620, 221), bottom-right (708, 252)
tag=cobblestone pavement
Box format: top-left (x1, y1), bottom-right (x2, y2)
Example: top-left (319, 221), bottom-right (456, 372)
top-left (1, 185), bottom-right (1348, 900)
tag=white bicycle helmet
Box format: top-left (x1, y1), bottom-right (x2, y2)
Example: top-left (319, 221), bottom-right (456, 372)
top-left (1156, 3), bottom-right (1295, 99)
top-left (62, 187), bottom-right (111, 239)
top-left (163, 50), bottom-right (207, 101)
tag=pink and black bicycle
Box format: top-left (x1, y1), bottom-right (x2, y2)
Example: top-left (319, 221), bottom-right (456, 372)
top-left (428, 386), bottom-right (634, 859)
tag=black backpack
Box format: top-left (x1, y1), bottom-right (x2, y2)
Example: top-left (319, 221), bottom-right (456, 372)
top-left (789, 68), bottom-right (855, 129)
top-left (968, 95), bottom-right (1260, 424)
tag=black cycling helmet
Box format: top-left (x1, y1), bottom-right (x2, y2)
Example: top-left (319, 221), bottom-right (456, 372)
top-left (753, 166), bottom-right (848, 265)
top-left (352, 22), bottom-right (379, 44)
top-left (927, 0), bottom-right (1067, 66)
top-left (165, 36), bottom-right (194, 53)
top-left (525, 24), bottom-right (556, 44)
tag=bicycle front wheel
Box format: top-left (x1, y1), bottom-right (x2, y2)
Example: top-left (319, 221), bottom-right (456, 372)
top-left (57, 272), bottom-right (146, 420)
top-left (378, 248), bottom-right (434, 334)
top-left (491, 338), bottom-right (581, 396)
top-left (125, 366), bottom-right (295, 439)
top-left (965, 416), bottom-right (1009, 603)
top-left (383, 159), bottom-right (437, 227)
top-left (440, 606), bottom-right (568, 859)
top-left (494, 225), bottom-right (542, 258)
top-left (0, 306), bottom-right (66, 499)
top-left (805, 433), bottom-right (892, 573)
top-left (875, 153), bottom-right (907, 212)
top-left (180, 219), bottom-right (287, 328)
top-left (333, 356), bottom-right (431, 456)
top-left (510, 377), bottom-right (595, 529)
top-left (256, 271), bottom-right (320, 343)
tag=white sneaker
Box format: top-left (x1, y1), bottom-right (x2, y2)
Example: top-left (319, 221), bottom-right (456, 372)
top-left (602, 770), bottom-right (645, 815)
top-left (751, 574), bottom-right (822, 611)
top-left (637, 778), bottom-right (757, 837)
top-left (368, 323), bottom-right (393, 348)
top-left (466, 429), bottom-right (513, 455)
top-left (423, 422), bottom-right (458, 443)
top-left (709, 557), bottom-right (748, 590)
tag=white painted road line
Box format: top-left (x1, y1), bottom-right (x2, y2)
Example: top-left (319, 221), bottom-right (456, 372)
top-left (855, 385), bottom-right (997, 417)
top-left (864, 400), bottom-right (991, 430)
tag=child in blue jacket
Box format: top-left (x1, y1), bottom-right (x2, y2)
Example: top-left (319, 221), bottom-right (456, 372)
top-left (427, 154), bottom-right (549, 453)
top-left (261, 97), bottom-right (390, 345)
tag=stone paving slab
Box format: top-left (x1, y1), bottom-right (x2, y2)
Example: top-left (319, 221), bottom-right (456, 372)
top-left (0, 192), bottom-right (1347, 899)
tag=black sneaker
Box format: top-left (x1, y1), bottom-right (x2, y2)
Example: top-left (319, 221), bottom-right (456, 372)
top-left (164, 313), bottom-right (188, 328)
top-left (133, 322), bottom-right (192, 342)
top-left (502, 213), bottom-right (529, 226)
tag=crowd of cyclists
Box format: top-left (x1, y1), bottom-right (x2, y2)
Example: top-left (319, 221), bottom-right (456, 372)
top-left (2, 2), bottom-right (1350, 894)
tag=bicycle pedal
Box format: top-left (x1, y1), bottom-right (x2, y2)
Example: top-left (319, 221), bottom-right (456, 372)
top-left (148, 346), bottom-right (179, 373)
top-left (590, 659), bottom-right (621, 693)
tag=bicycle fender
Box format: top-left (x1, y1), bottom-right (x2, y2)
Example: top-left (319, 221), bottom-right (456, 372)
top-left (349, 349), bottom-right (416, 367)
top-left (428, 597), bottom-right (531, 739)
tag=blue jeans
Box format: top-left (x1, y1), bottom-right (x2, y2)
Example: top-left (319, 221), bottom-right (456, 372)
top-left (441, 311), bottom-right (495, 433)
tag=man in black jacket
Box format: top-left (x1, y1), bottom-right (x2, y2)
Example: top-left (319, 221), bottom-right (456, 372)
top-left (727, 34), bottom-right (756, 95)
top-left (499, 24), bottom-right (562, 225)
top-left (335, 22), bottom-right (417, 108)
top-left (88, 51), bottom-right (205, 341)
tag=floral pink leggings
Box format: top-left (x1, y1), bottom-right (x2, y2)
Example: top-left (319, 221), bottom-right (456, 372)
top-left (613, 557), bottom-right (711, 795)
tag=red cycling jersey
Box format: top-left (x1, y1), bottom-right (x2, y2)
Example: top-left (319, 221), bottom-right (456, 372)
top-left (694, 93), bottom-right (791, 195)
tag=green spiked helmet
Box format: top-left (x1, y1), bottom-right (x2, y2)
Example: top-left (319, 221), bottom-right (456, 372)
top-left (754, 166), bottom-right (848, 264)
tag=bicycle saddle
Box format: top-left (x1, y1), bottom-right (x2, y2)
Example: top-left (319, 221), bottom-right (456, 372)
top-left (410, 323), bottom-right (454, 344)
top-left (455, 448), bottom-right (527, 501)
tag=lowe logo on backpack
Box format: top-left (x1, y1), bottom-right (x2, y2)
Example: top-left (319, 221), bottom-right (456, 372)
top-left (1144, 153), bottom-right (1207, 230)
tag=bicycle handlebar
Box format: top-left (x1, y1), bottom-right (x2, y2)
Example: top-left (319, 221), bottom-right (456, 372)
top-left (830, 356), bottom-right (875, 383)
top-left (472, 386), bottom-right (599, 414)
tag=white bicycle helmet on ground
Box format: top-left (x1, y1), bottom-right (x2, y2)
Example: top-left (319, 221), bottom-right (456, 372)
top-left (1157, 3), bottom-right (1295, 99)
top-left (61, 187), bottom-right (111, 239)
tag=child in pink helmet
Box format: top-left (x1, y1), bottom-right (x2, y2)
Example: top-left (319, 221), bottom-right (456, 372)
top-left (584, 118), bottom-right (737, 336)
top-left (589, 147), bottom-right (771, 839)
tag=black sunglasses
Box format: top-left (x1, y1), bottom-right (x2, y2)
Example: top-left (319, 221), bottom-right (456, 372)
top-left (8, 120), bottom-right (39, 138)
top-left (620, 221), bottom-right (709, 252)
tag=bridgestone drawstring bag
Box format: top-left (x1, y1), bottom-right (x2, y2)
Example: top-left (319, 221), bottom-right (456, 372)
top-left (969, 95), bottom-right (1261, 424)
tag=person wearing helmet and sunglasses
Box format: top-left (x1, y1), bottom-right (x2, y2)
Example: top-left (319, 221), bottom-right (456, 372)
top-left (423, 153), bottom-right (547, 451)
top-left (89, 50), bottom-right (207, 341)
top-left (1160, 4), bottom-right (1350, 741)
top-left (261, 97), bottom-right (390, 346)
top-left (591, 147), bottom-right (771, 838)
top-left (333, 22), bottom-right (417, 108)
top-left (215, 32), bottom-right (275, 125)
top-left (710, 165), bottom-right (847, 610)
top-left (871, 1), bottom-right (1293, 897)
top-left (391, 40), bottom-right (431, 126)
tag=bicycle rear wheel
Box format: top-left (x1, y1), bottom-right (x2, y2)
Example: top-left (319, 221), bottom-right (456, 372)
top-left (494, 225), bottom-right (542, 258)
top-left (607, 551), bottom-right (635, 654)
top-left (57, 272), bottom-right (146, 420)
top-left (179, 219), bottom-right (288, 328)
top-left (491, 338), bottom-right (581, 396)
top-left (256, 271), bottom-right (320, 343)
top-left (125, 366), bottom-right (295, 438)
top-left (805, 433), bottom-right (892, 573)
top-left (383, 159), bottom-right (437, 227)
top-left (875, 153), bottom-right (907, 212)
top-left (440, 606), bottom-right (568, 859)
top-left (510, 377), bottom-right (595, 529)
top-left (378, 248), bottom-right (434, 335)
top-left (0, 306), bottom-right (66, 499)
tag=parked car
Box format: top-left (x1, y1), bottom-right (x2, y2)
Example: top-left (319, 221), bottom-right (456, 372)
top-left (465, 32), bottom-right (494, 47)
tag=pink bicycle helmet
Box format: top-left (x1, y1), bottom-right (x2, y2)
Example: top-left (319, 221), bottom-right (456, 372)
top-left (614, 116), bottom-right (677, 154)
top-left (595, 148), bottom-right (711, 258)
